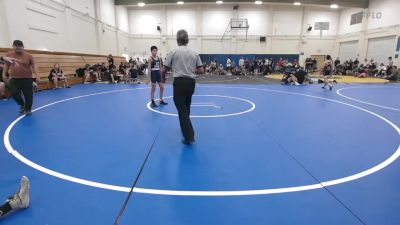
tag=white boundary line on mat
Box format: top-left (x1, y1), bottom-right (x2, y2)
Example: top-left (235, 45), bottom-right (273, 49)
top-left (4, 86), bottom-right (400, 196)
top-left (337, 86), bottom-right (400, 112)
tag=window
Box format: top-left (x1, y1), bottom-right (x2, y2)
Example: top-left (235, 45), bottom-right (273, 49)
top-left (350, 12), bottom-right (363, 25)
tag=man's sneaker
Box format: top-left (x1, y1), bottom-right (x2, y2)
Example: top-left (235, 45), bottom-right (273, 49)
top-left (24, 110), bottom-right (32, 116)
top-left (8, 176), bottom-right (30, 210)
top-left (329, 85), bottom-right (333, 91)
top-left (159, 100), bottom-right (168, 105)
top-left (150, 100), bottom-right (157, 108)
top-left (321, 86), bottom-right (326, 89)
top-left (19, 106), bottom-right (25, 113)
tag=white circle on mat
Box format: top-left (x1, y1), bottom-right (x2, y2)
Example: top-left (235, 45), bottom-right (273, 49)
top-left (337, 86), bottom-right (400, 112)
top-left (3, 86), bottom-right (400, 196)
top-left (146, 95), bottom-right (256, 118)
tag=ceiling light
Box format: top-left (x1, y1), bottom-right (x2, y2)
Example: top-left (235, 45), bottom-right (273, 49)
top-left (137, 2), bottom-right (145, 7)
top-left (294, 2), bottom-right (301, 6)
top-left (177, 1), bottom-right (184, 4)
top-left (330, 4), bottom-right (338, 9)
top-left (216, 1), bottom-right (223, 4)
top-left (255, 1), bottom-right (263, 4)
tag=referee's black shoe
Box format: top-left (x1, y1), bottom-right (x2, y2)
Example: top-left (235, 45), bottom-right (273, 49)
top-left (182, 139), bottom-right (195, 145)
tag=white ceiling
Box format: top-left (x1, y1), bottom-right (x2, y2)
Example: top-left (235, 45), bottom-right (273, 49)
top-left (115, 0), bottom-right (369, 8)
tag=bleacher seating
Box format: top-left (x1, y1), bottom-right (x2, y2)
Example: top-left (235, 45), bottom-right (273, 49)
top-left (0, 48), bottom-right (126, 90)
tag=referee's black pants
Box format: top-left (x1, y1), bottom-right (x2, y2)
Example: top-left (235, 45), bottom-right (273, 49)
top-left (9, 78), bottom-right (34, 111)
top-left (173, 77), bottom-right (195, 141)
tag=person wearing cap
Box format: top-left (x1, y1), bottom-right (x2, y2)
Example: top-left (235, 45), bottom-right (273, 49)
top-left (164, 29), bottom-right (204, 145)
top-left (2, 40), bottom-right (39, 115)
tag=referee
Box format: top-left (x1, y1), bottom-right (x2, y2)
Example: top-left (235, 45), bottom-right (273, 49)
top-left (164, 29), bottom-right (204, 145)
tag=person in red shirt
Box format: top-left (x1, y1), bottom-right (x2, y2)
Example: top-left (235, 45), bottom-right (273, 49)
top-left (278, 58), bottom-right (284, 66)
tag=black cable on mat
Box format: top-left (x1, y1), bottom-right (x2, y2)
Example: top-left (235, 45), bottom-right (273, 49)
top-left (245, 114), bottom-right (366, 225)
top-left (113, 122), bottom-right (164, 225)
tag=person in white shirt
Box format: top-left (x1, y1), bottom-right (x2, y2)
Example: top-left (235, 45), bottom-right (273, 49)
top-left (388, 56), bottom-right (394, 67)
top-left (226, 58), bottom-right (232, 74)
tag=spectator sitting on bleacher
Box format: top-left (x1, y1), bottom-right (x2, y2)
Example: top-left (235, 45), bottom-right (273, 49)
top-left (356, 72), bottom-right (368, 78)
top-left (115, 66), bottom-right (126, 83)
top-left (75, 66), bottom-right (85, 78)
top-left (367, 59), bottom-right (377, 76)
top-left (355, 63), bottom-right (367, 77)
top-left (0, 80), bottom-right (9, 99)
top-left (387, 56), bottom-right (394, 67)
top-left (84, 64), bottom-right (101, 83)
top-left (362, 58), bottom-right (368, 66)
top-left (239, 57), bottom-right (244, 72)
top-left (333, 58), bottom-right (340, 75)
top-left (269, 58), bottom-right (275, 73)
top-left (334, 63), bottom-right (344, 76)
top-left (160, 59), bottom-right (168, 84)
top-left (0, 83), bottom-right (5, 100)
top-left (387, 56), bottom-right (394, 75)
top-left (210, 60), bottom-right (217, 74)
top-left (232, 67), bottom-right (241, 76)
top-left (244, 58), bottom-right (250, 75)
top-left (226, 58), bottom-right (232, 74)
top-left (138, 62), bottom-right (146, 75)
top-left (312, 58), bottom-right (317, 71)
top-left (263, 63), bottom-right (273, 75)
top-left (0, 63), bottom-right (6, 99)
top-left (48, 63), bottom-right (71, 88)
top-left (253, 60), bottom-right (259, 74)
top-left (349, 59), bottom-right (354, 69)
top-left (218, 64), bottom-right (226, 75)
top-left (375, 63), bottom-right (387, 77)
top-left (99, 63), bottom-right (115, 83)
top-left (305, 58), bottom-right (313, 73)
top-left (204, 64), bottom-right (211, 74)
top-left (231, 59), bottom-right (236, 71)
top-left (334, 57), bottom-right (340, 68)
top-left (277, 58), bottom-right (284, 73)
top-left (110, 65), bottom-right (121, 83)
top-left (118, 62), bottom-right (126, 75)
top-left (127, 63), bottom-right (139, 84)
top-left (384, 66), bottom-right (399, 81)
top-left (354, 58), bottom-right (359, 66)
top-left (99, 63), bottom-right (108, 80)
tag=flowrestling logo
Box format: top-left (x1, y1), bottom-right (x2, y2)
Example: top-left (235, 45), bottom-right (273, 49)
top-left (362, 11), bottom-right (382, 20)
